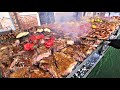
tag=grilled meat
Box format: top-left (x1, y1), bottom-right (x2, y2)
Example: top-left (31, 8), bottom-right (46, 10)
top-left (9, 67), bottom-right (28, 78)
top-left (29, 69), bottom-right (53, 78)
top-left (39, 52), bottom-right (77, 77)
top-left (53, 52), bottom-right (77, 76)
top-left (39, 56), bottom-right (61, 78)
top-left (53, 39), bottom-right (67, 52)
top-left (79, 37), bottom-right (102, 48)
top-left (32, 50), bottom-right (52, 65)
top-left (9, 66), bottom-right (53, 78)
top-left (9, 54), bottom-right (32, 71)
top-left (61, 46), bottom-right (84, 62)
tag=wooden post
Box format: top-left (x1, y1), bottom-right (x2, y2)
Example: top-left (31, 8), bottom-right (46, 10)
top-left (36, 12), bottom-right (41, 26)
top-left (93, 12), bottom-right (96, 16)
top-left (100, 12), bottom-right (106, 17)
top-left (109, 12), bottom-right (111, 16)
top-left (83, 12), bottom-right (86, 16)
top-left (9, 12), bottom-right (21, 30)
top-left (76, 12), bottom-right (83, 21)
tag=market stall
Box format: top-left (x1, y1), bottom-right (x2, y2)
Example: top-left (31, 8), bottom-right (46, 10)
top-left (0, 12), bottom-right (120, 78)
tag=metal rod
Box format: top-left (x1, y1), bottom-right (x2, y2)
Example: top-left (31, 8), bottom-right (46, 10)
top-left (13, 12), bottom-right (21, 29)
top-left (8, 12), bottom-right (16, 30)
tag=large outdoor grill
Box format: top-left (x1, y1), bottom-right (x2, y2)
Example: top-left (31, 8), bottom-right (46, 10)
top-left (0, 16), bottom-right (120, 78)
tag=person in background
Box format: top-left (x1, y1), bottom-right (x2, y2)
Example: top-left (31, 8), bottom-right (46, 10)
top-left (38, 12), bottom-right (55, 25)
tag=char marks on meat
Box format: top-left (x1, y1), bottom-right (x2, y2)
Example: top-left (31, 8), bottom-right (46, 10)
top-left (10, 66), bottom-right (53, 78)
top-left (39, 56), bottom-right (61, 78)
top-left (53, 39), bottom-right (67, 52)
top-left (39, 52), bottom-right (77, 78)
top-left (61, 46), bottom-right (84, 62)
top-left (54, 52), bottom-right (77, 76)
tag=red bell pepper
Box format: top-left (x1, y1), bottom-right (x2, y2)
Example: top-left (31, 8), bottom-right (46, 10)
top-left (24, 43), bottom-right (35, 51)
top-left (29, 35), bottom-right (38, 44)
top-left (36, 34), bottom-right (44, 40)
top-left (45, 39), bottom-right (54, 48)
top-left (29, 34), bottom-right (45, 44)
top-left (50, 36), bottom-right (55, 41)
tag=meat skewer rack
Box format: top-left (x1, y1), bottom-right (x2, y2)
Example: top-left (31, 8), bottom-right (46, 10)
top-left (66, 27), bottom-right (120, 78)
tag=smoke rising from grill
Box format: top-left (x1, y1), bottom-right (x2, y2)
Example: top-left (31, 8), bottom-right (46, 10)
top-left (54, 12), bottom-right (77, 23)
top-left (46, 12), bottom-right (92, 41)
